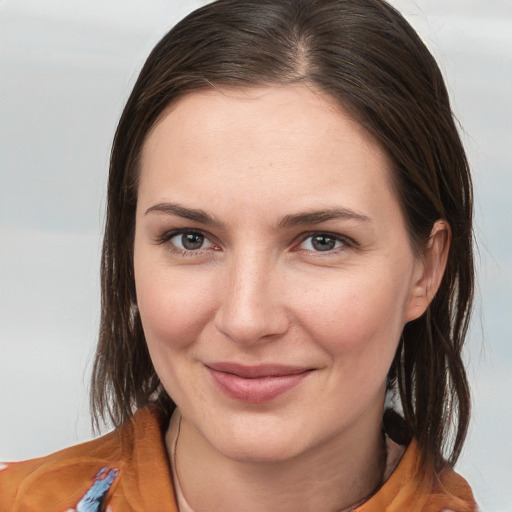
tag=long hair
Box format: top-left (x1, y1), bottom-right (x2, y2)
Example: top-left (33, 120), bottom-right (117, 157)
top-left (90, 0), bottom-right (473, 473)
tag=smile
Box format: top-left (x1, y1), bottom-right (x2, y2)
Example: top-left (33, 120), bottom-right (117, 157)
top-left (205, 363), bottom-right (313, 404)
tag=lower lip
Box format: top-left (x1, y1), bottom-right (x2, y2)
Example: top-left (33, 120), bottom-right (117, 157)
top-left (207, 368), bottom-right (311, 404)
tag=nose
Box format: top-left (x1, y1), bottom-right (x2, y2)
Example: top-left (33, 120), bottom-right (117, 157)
top-left (214, 252), bottom-right (290, 345)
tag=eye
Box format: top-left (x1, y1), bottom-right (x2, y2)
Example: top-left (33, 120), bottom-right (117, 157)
top-left (168, 230), bottom-right (216, 252)
top-left (297, 233), bottom-right (349, 253)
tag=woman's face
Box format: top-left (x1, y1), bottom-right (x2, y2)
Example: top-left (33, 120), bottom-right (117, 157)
top-left (134, 86), bottom-right (429, 462)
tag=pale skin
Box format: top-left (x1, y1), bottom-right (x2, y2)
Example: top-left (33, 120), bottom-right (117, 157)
top-left (133, 86), bottom-right (450, 512)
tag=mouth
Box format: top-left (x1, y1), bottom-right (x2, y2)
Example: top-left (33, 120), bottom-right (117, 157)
top-left (205, 362), bottom-right (313, 404)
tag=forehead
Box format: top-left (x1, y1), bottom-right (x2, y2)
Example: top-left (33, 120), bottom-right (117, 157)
top-left (144, 86), bottom-right (381, 161)
top-left (138, 86), bottom-right (398, 222)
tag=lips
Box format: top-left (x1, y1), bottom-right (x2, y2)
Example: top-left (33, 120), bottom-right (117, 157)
top-left (205, 362), bottom-right (312, 404)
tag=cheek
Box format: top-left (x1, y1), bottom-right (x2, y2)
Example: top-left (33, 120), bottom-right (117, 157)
top-left (296, 272), bottom-right (408, 365)
top-left (134, 260), bottom-right (217, 350)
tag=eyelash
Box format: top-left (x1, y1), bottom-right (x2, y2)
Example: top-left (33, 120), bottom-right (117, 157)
top-left (294, 231), bottom-right (354, 255)
top-left (155, 229), bottom-right (355, 256)
top-left (155, 229), bottom-right (219, 256)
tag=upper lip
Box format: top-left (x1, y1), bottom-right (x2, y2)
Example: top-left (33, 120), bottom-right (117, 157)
top-left (206, 362), bottom-right (312, 379)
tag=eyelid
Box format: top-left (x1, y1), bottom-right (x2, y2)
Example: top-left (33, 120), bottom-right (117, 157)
top-left (293, 231), bottom-right (356, 253)
top-left (154, 228), bottom-right (355, 255)
top-left (155, 228), bottom-right (220, 252)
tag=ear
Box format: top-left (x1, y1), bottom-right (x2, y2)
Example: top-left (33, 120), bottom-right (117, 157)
top-left (405, 220), bottom-right (451, 322)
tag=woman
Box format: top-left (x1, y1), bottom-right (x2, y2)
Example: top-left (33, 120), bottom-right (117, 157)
top-left (0, 0), bottom-right (477, 511)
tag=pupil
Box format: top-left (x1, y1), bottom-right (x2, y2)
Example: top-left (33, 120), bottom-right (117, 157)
top-left (312, 235), bottom-right (335, 251)
top-left (182, 233), bottom-right (204, 250)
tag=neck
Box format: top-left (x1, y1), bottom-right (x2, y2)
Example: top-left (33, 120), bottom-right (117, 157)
top-left (166, 411), bottom-right (386, 512)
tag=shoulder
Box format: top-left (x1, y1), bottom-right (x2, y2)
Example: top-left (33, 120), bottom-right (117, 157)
top-left (434, 465), bottom-right (478, 512)
top-left (0, 427), bottom-right (123, 512)
top-left (357, 439), bottom-right (477, 512)
top-left (0, 408), bottom-right (168, 512)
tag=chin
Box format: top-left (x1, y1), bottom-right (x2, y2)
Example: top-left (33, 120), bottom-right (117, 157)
top-left (215, 433), bottom-right (307, 464)
top-left (195, 411), bottom-right (315, 464)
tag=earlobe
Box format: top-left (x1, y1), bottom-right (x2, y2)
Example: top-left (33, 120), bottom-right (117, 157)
top-left (405, 220), bottom-right (451, 322)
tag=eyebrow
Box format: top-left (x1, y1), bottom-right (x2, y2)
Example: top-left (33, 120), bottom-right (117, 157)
top-left (277, 208), bottom-right (370, 228)
top-left (145, 202), bottom-right (225, 227)
top-left (146, 202), bottom-right (370, 229)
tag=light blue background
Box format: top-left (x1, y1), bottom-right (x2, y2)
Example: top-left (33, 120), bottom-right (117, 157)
top-left (1, 1), bottom-right (510, 510)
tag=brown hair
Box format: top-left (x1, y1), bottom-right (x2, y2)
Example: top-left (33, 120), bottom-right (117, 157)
top-left (91, 0), bottom-right (473, 473)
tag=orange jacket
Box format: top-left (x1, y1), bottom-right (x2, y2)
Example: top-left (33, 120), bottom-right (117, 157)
top-left (0, 407), bottom-right (476, 512)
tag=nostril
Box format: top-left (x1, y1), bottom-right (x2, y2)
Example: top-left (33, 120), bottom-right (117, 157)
top-left (214, 295), bottom-right (289, 344)
top-left (214, 259), bottom-right (290, 344)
